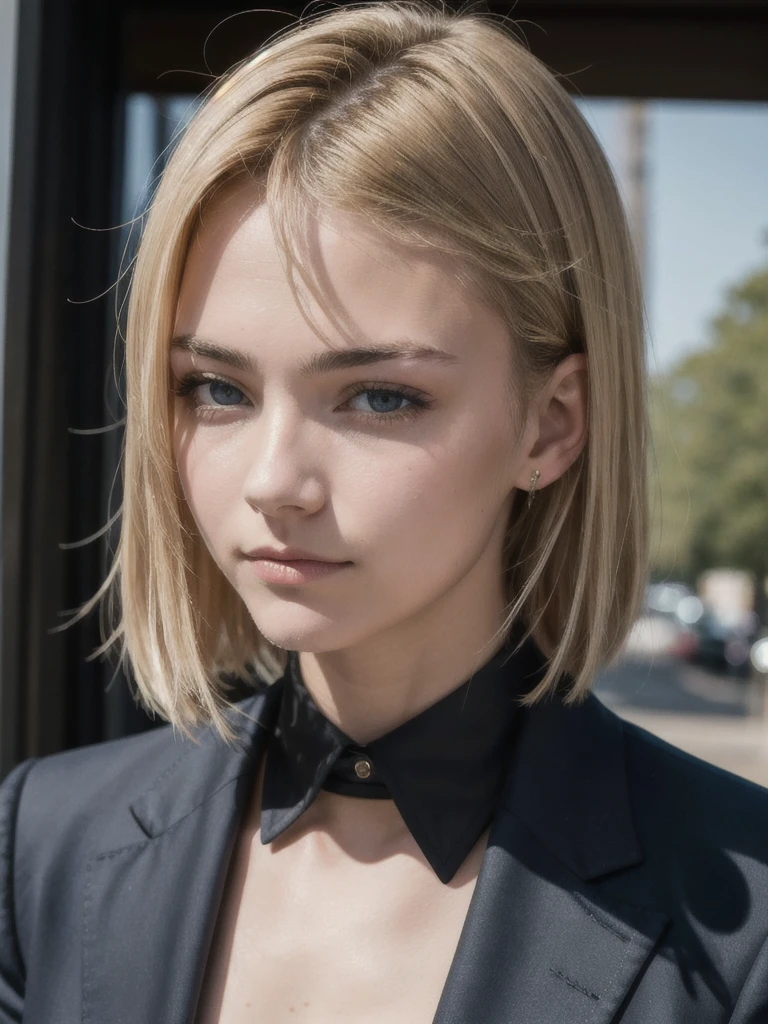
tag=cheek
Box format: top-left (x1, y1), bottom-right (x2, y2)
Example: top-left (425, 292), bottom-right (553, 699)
top-left (174, 431), bottom-right (242, 542)
top-left (346, 426), bottom-right (515, 560)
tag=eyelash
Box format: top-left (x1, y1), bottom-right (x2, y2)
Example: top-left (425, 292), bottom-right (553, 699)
top-left (170, 371), bottom-right (434, 425)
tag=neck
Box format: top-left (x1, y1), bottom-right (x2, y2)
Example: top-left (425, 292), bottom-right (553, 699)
top-left (296, 569), bottom-right (511, 745)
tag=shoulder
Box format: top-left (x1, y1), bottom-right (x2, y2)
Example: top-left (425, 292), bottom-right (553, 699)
top-left (20, 720), bottom-right (184, 818)
top-left (620, 710), bottom-right (768, 814)
top-left (617, 709), bottom-right (768, 868)
top-left (2, 722), bottom-right (186, 871)
top-left (0, 721), bottom-right (190, 979)
top-left (0, 689), bottom-right (272, 965)
top-left (2, 687), bottom-right (270, 866)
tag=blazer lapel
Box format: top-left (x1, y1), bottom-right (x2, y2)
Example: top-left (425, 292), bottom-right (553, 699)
top-left (81, 680), bottom-right (284, 1024)
top-left (434, 684), bottom-right (670, 1024)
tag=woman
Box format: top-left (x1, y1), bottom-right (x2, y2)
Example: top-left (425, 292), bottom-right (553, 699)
top-left (1, 2), bottom-right (767, 1021)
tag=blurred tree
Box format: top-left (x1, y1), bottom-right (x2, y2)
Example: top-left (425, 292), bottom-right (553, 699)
top-left (649, 264), bottom-right (768, 624)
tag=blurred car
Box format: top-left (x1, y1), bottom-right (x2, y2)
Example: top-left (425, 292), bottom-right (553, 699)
top-left (751, 635), bottom-right (768, 675)
top-left (628, 582), bottom-right (761, 678)
top-left (623, 583), bottom-right (702, 660)
top-left (646, 582), bottom-right (696, 616)
top-left (683, 609), bottom-right (757, 679)
top-left (624, 611), bottom-right (683, 658)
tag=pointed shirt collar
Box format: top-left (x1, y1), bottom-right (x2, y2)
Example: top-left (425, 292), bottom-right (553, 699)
top-left (260, 633), bottom-right (543, 883)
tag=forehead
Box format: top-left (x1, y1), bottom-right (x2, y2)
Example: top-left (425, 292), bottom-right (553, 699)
top-left (176, 184), bottom-right (511, 365)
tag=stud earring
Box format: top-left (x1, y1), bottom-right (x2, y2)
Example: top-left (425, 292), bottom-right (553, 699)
top-left (526, 469), bottom-right (541, 510)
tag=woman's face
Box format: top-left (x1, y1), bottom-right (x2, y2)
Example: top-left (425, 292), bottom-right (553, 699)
top-left (171, 185), bottom-right (534, 653)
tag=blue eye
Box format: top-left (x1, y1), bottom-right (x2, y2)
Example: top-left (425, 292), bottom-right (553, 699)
top-left (348, 389), bottom-right (416, 415)
top-left (342, 384), bottom-right (433, 423)
top-left (172, 373), bottom-right (248, 408)
top-left (202, 380), bottom-right (246, 406)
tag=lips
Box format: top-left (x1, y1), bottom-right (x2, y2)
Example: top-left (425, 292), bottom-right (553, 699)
top-left (243, 546), bottom-right (348, 564)
top-left (246, 554), bottom-right (352, 586)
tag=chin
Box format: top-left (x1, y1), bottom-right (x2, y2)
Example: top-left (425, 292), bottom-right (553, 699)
top-left (244, 599), bottom-right (365, 653)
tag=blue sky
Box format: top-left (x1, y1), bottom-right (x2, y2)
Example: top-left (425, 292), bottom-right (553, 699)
top-left (576, 99), bottom-right (768, 373)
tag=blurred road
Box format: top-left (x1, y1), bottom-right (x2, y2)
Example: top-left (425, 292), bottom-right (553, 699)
top-left (594, 655), bottom-right (768, 789)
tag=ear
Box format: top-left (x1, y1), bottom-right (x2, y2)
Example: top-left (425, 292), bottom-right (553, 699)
top-left (513, 353), bottom-right (588, 493)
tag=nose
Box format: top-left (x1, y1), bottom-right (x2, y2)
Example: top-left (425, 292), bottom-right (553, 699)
top-left (241, 399), bottom-right (326, 518)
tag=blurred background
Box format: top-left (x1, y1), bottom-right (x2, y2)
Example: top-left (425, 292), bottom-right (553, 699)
top-left (1, 0), bottom-right (767, 780)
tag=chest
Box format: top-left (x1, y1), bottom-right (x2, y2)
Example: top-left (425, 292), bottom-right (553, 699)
top-left (194, 824), bottom-right (487, 1024)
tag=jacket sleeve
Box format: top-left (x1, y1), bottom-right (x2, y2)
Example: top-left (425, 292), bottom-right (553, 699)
top-left (0, 759), bottom-right (39, 1024)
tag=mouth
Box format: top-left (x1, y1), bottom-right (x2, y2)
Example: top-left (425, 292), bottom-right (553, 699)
top-left (242, 546), bottom-right (347, 563)
top-left (245, 555), bottom-right (353, 586)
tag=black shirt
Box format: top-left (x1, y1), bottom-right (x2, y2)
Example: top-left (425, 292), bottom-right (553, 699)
top-left (260, 630), bottom-right (543, 883)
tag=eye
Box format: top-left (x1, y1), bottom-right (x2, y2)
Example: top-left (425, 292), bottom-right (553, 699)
top-left (171, 372), bottom-right (249, 409)
top-left (342, 384), bottom-right (432, 422)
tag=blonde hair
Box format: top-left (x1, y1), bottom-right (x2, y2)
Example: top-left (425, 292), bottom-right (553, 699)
top-left (67, 0), bottom-right (648, 743)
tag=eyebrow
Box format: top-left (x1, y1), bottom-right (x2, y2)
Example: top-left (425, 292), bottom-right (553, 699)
top-left (169, 333), bottom-right (460, 376)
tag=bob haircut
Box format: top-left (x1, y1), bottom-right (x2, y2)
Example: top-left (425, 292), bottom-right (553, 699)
top-left (70, 0), bottom-right (648, 744)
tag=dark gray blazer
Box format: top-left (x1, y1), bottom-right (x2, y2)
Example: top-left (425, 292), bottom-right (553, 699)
top-left (1, 677), bottom-right (768, 1024)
